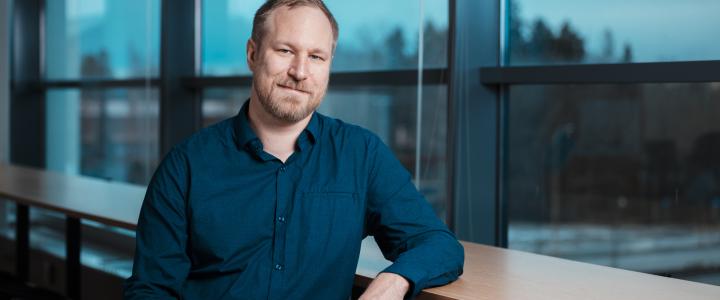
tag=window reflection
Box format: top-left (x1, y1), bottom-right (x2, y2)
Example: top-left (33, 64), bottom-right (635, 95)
top-left (202, 88), bottom-right (251, 127)
top-left (46, 88), bottom-right (159, 185)
top-left (507, 82), bottom-right (720, 285)
top-left (201, 0), bottom-right (448, 74)
top-left (508, 0), bottom-right (720, 65)
top-left (45, 0), bottom-right (160, 79)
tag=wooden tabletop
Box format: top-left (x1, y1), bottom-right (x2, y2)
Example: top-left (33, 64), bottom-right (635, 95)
top-left (0, 163), bottom-right (145, 230)
top-left (357, 240), bottom-right (720, 300)
top-left (2, 163), bottom-right (719, 299)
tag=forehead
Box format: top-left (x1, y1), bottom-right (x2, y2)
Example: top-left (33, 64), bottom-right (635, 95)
top-left (264, 5), bottom-right (334, 52)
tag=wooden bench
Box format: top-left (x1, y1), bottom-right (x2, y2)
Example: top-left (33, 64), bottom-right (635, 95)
top-left (1, 163), bottom-right (719, 299)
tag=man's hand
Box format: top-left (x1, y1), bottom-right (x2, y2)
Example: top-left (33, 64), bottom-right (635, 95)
top-left (358, 272), bottom-right (410, 300)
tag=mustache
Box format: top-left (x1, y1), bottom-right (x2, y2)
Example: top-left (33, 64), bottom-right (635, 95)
top-left (276, 79), bottom-right (311, 93)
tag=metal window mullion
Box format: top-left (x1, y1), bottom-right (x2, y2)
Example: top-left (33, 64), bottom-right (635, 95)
top-left (10, 0), bottom-right (45, 168)
top-left (480, 60), bottom-right (720, 85)
top-left (450, 0), bottom-right (503, 246)
top-left (159, 0), bottom-right (200, 157)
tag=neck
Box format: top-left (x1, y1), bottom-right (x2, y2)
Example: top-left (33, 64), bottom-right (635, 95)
top-left (247, 97), bottom-right (311, 163)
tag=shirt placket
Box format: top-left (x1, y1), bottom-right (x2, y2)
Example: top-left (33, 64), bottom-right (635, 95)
top-left (268, 163), bottom-right (290, 299)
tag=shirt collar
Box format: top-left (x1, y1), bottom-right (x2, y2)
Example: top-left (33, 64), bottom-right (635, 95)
top-left (233, 99), bottom-right (320, 153)
top-left (304, 108), bottom-right (320, 145)
top-left (233, 100), bottom-right (260, 151)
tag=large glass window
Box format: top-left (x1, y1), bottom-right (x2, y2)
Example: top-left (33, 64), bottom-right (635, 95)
top-left (0, 200), bottom-right (15, 274)
top-left (45, 0), bottom-right (161, 79)
top-left (201, 0), bottom-right (448, 75)
top-left (329, 0), bottom-right (449, 71)
top-left (201, 0), bottom-right (263, 76)
top-left (44, 0), bottom-right (160, 184)
top-left (202, 88), bottom-right (251, 127)
top-left (27, 0), bottom-right (162, 287)
top-left (506, 82), bottom-right (720, 285)
top-left (46, 88), bottom-right (159, 185)
top-left (508, 0), bottom-right (720, 65)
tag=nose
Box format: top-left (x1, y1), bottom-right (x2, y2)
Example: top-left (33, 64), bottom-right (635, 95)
top-left (288, 56), bottom-right (309, 81)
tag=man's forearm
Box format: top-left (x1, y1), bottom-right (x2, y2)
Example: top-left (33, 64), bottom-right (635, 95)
top-left (359, 272), bottom-right (410, 300)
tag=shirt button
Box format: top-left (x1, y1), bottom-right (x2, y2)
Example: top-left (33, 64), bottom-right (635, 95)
top-left (279, 166), bottom-right (286, 172)
top-left (274, 264), bottom-right (283, 271)
top-left (277, 216), bottom-right (286, 223)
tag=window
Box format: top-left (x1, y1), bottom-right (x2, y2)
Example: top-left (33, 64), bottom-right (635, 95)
top-left (503, 0), bottom-right (720, 286)
top-left (201, 0), bottom-right (262, 76)
top-left (13, 0), bottom-right (161, 285)
top-left (46, 88), bottom-right (159, 185)
top-left (45, 0), bottom-right (161, 79)
top-left (508, 0), bottom-right (720, 65)
top-left (201, 0), bottom-right (449, 74)
top-left (44, 0), bottom-right (161, 183)
top-left (506, 83), bottom-right (720, 284)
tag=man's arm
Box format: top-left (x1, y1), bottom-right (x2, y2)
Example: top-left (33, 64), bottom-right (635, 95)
top-left (363, 135), bottom-right (464, 298)
top-left (123, 148), bottom-right (192, 299)
top-left (359, 272), bottom-right (410, 300)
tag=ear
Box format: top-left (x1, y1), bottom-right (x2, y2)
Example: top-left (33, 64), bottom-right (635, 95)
top-left (246, 39), bottom-right (258, 72)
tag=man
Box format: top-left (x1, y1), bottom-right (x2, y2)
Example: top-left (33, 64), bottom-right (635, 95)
top-left (124, 0), bottom-right (463, 299)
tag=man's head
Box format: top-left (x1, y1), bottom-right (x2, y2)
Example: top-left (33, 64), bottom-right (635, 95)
top-left (247, 0), bottom-right (338, 124)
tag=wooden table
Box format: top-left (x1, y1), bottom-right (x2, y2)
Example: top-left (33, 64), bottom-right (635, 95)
top-left (1, 164), bottom-right (719, 300)
top-left (357, 241), bottom-right (720, 300)
top-left (0, 163), bottom-right (144, 299)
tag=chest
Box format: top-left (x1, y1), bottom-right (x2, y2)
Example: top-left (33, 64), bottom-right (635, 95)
top-left (184, 155), bottom-right (367, 264)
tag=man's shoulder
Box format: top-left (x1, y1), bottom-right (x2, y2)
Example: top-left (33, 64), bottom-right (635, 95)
top-left (172, 117), bottom-right (236, 156)
top-left (315, 112), bottom-right (381, 145)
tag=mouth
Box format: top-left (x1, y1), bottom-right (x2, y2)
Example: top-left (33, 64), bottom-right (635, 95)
top-left (277, 84), bottom-right (310, 94)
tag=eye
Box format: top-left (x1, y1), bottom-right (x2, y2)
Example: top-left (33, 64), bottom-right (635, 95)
top-left (309, 54), bottom-right (325, 61)
top-left (277, 49), bottom-right (292, 54)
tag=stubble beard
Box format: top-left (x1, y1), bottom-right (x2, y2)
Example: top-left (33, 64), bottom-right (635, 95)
top-left (255, 79), bottom-right (324, 123)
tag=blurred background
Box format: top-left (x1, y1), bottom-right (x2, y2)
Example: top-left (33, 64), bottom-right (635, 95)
top-left (0, 0), bottom-right (718, 298)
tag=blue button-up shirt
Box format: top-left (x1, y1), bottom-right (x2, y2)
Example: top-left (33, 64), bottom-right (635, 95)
top-left (124, 101), bottom-right (464, 299)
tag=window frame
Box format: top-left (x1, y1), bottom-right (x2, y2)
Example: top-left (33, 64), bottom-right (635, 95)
top-left (7, 0), bottom-right (458, 280)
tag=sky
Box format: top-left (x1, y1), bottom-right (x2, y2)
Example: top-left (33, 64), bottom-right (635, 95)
top-left (516, 0), bottom-right (720, 62)
top-left (49, 0), bottom-right (720, 78)
top-left (228, 0), bottom-right (449, 52)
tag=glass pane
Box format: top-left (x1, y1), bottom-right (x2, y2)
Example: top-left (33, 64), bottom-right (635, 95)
top-left (201, 0), bottom-right (264, 76)
top-left (330, 0), bottom-right (449, 71)
top-left (29, 208), bottom-right (67, 259)
top-left (46, 88), bottom-right (159, 185)
top-left (80, 219), bottom-right (135, 278)
top-left (201, 0), bottom-right (448, 75)
top-left (45, 0), bottom-right (161, 79)
top-left (202, 87), bottom-right (251, 127)
top-left (507, 0), bottom-right (720, 65)
top-left (0, 200), bottom-right (15, 274)
top-left (200, 85), bottom-right (449, 219)
top-left (507, 82), bottom-right (720, 285)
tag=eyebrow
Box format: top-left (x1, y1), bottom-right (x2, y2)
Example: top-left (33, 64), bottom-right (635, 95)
top-left (274, 41), bottom-right (330, 57)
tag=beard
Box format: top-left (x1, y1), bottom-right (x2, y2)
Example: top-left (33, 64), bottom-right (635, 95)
top-left (255, 77), bottom-right (324, 123)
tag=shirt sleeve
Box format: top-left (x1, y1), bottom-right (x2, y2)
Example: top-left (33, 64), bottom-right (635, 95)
top-left (364, 135), bottom-right (464, 298)
top-left (123, 147), bottom-right (192, 299)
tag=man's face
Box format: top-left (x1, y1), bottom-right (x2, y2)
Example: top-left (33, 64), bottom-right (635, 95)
top-left (247, 5), bottom-right (334, 123)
